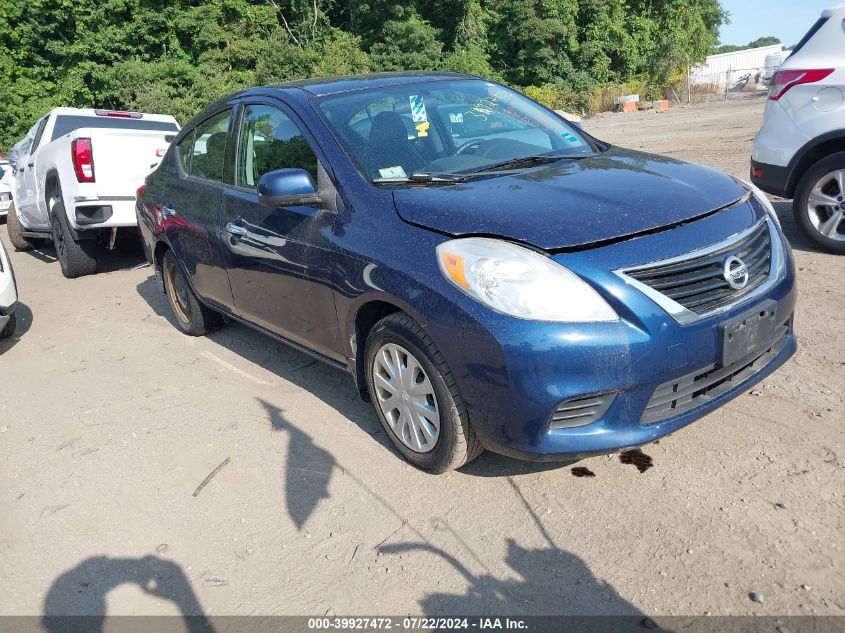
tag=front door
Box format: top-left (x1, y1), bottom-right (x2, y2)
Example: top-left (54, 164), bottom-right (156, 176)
top-left (222, 102), bottom-right (341, 360)
top-left (160, 109), bottom-right (234, 308)
top-left (15, 117), bottom-right (48, 226)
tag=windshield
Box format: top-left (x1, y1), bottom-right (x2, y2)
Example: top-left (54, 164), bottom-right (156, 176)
top-left (316, 79), bottom-right (594, 182)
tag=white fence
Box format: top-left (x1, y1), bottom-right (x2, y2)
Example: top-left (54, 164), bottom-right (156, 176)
top-left (689, 44), bottom-right (784, 88)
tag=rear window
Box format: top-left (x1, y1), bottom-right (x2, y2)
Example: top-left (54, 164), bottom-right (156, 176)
top-left (50, 115), bottom-right (179, 141)
top-left (790, 17), bottom-right (828, 58)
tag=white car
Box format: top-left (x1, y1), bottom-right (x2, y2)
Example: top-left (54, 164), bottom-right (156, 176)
top-left (0, 160), bottom-right (13, 219)
top-left (6, 107), bottom-right (179, 277)
top-left (0, 240), bottom-right (17, 339)
top-left (751, 3), bottom-right (845, 253)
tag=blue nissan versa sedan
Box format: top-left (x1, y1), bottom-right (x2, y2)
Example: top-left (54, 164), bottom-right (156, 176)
top-left (136, 72), bottom-right (797, 473)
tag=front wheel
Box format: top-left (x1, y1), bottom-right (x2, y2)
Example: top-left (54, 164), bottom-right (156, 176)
top-left (6, 202), bottom-right (37, 251)
top-left (50, 202), bottom-right (97, 278)
top-left (793, 152), bottom-right (845, 254)
top-left (365, 313), bottom-right (483, 473)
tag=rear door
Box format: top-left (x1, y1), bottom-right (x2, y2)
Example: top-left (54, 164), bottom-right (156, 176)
top-left (160, 109), bottom-right (234, 309)
top-left (221, 100), bottom-right (342, 359)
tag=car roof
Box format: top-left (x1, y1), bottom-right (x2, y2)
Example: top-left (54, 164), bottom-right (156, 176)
top-left (247, 71), bottom-right (477, 98)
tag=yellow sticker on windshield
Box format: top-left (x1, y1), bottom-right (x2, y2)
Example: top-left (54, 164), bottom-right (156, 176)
top-left (415, 121), bottom-right (430, 138)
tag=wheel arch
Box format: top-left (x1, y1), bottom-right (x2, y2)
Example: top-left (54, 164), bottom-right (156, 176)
top-left (152, 240), bottom-right (172, 292)
top-left (44, 170), bottom-right (61, 213)
top-left (351, 299), bottom-right (405, 401)
top-left (787, 133), bottom-right (845, 197)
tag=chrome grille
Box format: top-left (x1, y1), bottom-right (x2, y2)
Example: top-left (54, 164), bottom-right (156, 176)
top-left (641, 317), bottom-right (790, 425)
top-left (549, 393), bottom-right (614, 429)
top-left (618, 219), bottom-right (780, 324)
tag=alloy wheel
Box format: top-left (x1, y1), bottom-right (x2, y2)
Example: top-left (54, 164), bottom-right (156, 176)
top-left (807, 169), bottom-right (845, 242)
top-left (372, 343), bottom-right (441, 453)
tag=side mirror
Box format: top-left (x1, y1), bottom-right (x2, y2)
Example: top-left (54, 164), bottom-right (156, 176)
top-left (257, 168), bottom-right (320, 208)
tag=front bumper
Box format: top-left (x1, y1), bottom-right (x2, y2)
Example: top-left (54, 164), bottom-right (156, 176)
top-left (429, 206), bottom-right (797, 461)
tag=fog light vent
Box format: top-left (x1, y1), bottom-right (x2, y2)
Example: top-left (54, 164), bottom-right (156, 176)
top-left (549, 393), bottom-right (615, 429)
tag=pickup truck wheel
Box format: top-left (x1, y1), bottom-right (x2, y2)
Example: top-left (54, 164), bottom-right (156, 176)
top-left (365, 313), bottom-right (484, 473)
top-left (6, 202), bottom-right (36, 251)
top-left (161, 250), bottom-right (220, 336)
top-left (50, 203), bottom-right (97, 278)
top-left (793, 152), bottom-right (845, 254)
top-left (0, 312), bottom-right (15, 339)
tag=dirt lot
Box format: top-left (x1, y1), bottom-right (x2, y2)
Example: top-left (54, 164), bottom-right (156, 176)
top-left (1, 97), bottom-right (843, 619)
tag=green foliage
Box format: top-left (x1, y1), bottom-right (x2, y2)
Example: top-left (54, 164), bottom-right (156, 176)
top-left (0, 0), bottom-right (728, 151)
top-left (713, 36), bottom-right (782, 55)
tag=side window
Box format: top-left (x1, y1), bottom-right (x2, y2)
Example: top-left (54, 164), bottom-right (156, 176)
top-left (30, 117), bottom-right (48, 153)
top-left (177, 131), bottom-right (193, 175)
top-left (236, 104), bottom-right (319, 188)
top-left (191, 110), bottom-right (232, 182)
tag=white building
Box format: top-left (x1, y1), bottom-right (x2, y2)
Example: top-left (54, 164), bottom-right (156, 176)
top-left (690, 44), bottom-right (784, 86)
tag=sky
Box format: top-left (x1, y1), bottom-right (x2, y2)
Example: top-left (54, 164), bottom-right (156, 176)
top-left (718, 0), bottom-right (837, 47)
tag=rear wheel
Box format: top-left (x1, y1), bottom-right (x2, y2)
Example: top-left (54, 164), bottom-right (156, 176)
top-left (50, 202), bottom-right (97, 278)
top-left (365, 313), bottom-right (483, 473)
top-left (161, 250), bottom-right (220, 336)
top-left (793, 152), bottom-right (845, 254)
top-left (0, 312), bottom-right (15, 339)
top-left (6, 202), bottom-right (37, 251)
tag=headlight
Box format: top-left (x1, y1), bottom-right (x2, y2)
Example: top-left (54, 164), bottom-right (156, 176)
top-left (436, 238), bottom-right (619, 322)
top-left (741, 179), bottom-right (781, 229)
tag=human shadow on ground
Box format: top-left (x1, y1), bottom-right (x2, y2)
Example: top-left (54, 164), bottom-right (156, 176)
top-left (379, 477), bottom-right (666, 624)
top-left (42, 555), bottom-right (214, 633)
top-left (258, 397), bottom-right (337, 530)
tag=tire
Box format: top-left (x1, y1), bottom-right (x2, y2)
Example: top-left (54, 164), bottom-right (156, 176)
top-left (0, 312), bottom-right (15, 339)
top-left (161, 249), bottom-right (221, 336)
top-left (50, 202), bottom-right (98, 278)
top-left (6, 202), bottom-right (36, 251)
top-left (365, 313), bottom-right (483, 473)
top-left (793, 151), bottom-right (845, 254)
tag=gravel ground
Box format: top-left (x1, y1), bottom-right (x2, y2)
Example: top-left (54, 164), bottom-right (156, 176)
top-left (1, 97), bottom-right (843, 619)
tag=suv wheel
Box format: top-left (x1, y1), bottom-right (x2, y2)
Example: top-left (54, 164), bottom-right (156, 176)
top-left (161, 250), bottom-right (221, 336)
top-left (793, 152), bottom-right (845, 254)
top-left (6, 202), bottom-right (37, 251)
top-left (365, 313), bottom-right (483, 473)
top-left (50, 202), bottom-right (98, 278)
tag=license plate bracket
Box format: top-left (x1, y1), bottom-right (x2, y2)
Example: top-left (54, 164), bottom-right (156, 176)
top-left (719, 300), bottom-right (778, 367)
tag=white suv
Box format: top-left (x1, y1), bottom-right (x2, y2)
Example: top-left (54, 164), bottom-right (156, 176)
top-left (751, 3), bottom-right (845, 254)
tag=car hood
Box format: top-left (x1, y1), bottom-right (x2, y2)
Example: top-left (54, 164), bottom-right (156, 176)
top-left (392, 147), bottom-right (748, 250)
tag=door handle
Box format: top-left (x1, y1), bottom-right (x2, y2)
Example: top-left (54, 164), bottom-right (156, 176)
top-left (161, 207), bottom-right (177, 219)
top-left (225, 222), bottom-right (247, 237)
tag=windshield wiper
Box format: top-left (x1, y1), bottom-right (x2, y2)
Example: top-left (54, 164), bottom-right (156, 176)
top-left (470, 153), bottom-right (596, 174)
top-left (372, 172), bottom-right (466, 185)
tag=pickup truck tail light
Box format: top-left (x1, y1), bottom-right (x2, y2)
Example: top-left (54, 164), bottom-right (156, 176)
top-left (768, 69), bottom-right (834, 100)
top-left (72, 138), bottom-right (95, 182)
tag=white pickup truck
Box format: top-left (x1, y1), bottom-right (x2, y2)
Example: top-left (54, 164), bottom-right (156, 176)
top-left (6, 108), bottom-right (180, 277)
